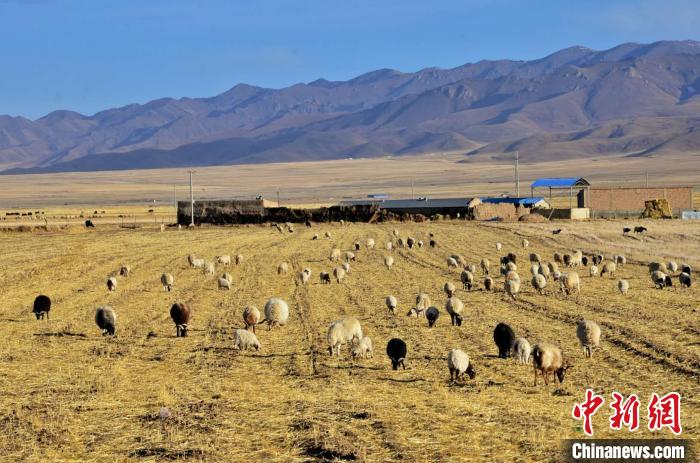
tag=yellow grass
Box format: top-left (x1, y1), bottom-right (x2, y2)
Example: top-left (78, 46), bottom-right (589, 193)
top-left (0, 220), bottom-right (698, 462)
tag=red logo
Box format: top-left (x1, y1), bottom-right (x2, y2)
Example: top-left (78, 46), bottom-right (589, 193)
top-left (609, 392), bottom-right (640, 432)
top-left (572, 389), bottom-right (605, 436)
top-left (648, 392), bottom-right (682, 435)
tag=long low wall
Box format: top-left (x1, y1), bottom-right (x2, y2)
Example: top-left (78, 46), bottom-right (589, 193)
top-left (587, 186), bottom-right (693, 212)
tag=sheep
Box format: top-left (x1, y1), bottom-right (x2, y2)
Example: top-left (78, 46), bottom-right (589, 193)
top-left (203, 261), bottom-right (215, 275)
top-left (414, 292), bottom-right (431, 317)
top-left (333, 266), bottom-right (346, 284)
top-left (460, 270), bottom-right (474, 291)
top-left (243, 306), bottom-right (261, 333)
top-left (505, 278), bottom-right (521, 300)
top-left (106, 277), bottom-right (117, 292)
top-left (667, 261), bottom-right (679, 274)
top-left (170, 302), bottom-right (192, 337)
top-left (531, 274), bottom-right (547, 295)
top-left (649, 262), bottom-right (668, 274)
top-left (531, 343), bottom-right (570, 386)
top-left (277, 262), bottom-right (289, 275)
top-left (429, 239), bottom-right (437, 248)
top-left (506, 261), bottom-right (517, 273)
top-left (634, 226), bottom-right (647, 233)
top-left (592, 254), bottom-right (603, 266)
top-left (33, 295), bottom-right (51, 320)
top-left (563, 254), bottom-right (572, 267)
top-left (119, 265), bottom-right (131, 277)
top-left (312, 234), bottom-right (319, 240)
top-left (417, 240), bottom-right (424, 248)
top-left (538, 263), bottom-right (550, 280)
top-left (392, 229), bottom-right (399, 238)
top-left (191, 258), bottom-right (205, 268)
top-left (366, 238), bottom-right (375, 250)
top-left (559, 272), bottom-right (581, 295)
top-left (386, 241), bottom-right (393, 251)
top-left (681, 264), bottom-right (692, 275)
top-left (353, 241), bottom-right (361, 251)
top-left (320, 272), bottom-right (331, 284)
top-left (297, 269), bottom-right (311, 286)
top-left (651, 270), bottom-right (670, 289)
top-left (445, 297), bottom-right (465, 326)
top-left (505, 270), bottom-right (520, 283)
top-left (385, 295), bottom-right (398, 314)
top-left (447, 349), bottom-right (476, 382)
top-left (600, 261), bottom-right (616, 278)
top-left (330, 248), bottom-right (341, 262)
top-left (327, 317), bottom-right (363, 356)
top-left (679, 272), bottom-right (692, 288)
top-left (576, 320), bottom-right (601, 359)
top-left (233, 328), bottom-right (261, 351)
top-left (351, 336), bottom-right (374, 359)
top-left (161, 273), bottom-right (174, 291)
top-left (218, 277), bottom-right (231, 290)
top-left (386, 338), bottom-right (407, 370)
top-left (452, 255), bottom-right (467, 267)
top-left (397, 238), bottom-right (405, 248)
top-left (426, 307), bottom-right (440, 327)
top-left (495, 242), bottom-right (502, 251)
top-left (444, 281), bottom-right (456, 297)
top-left (529, 253), bottom-right (541, 264)
top-left (530, 263), bottom-right (540, 277)
top-left (513, 337), bottom-right (531, 364)
top-left (264, 298), bottom-right (289, 329)
top-left (216, 255), bottom-right (231, 266)
top-left (406, 237), bottom-right (415, 249)
top-left (235, 254), bottom-right (243, 265)
top-left (548, 261), bottom-right (559, 274)
top-left (553, 252), bottom-right (562, 264)
top-left (522, 239), bottom-right (529, 248)
top-left (344, 251), bottom-right (356, 262)
top-left (484, 276), bottom-right (494, 291)
top-left (342, 262), bottom-right (351, 274)
top-left (493, 323), bottom-right (516, 358)
top-left (581, 256), bottom-right (589, 267)
top-left (384, 255), bottom-right (394, 269)
top-left (589, 265), bottom-right (598, 277)
top-left (447, 257), bottom-right (458, 269)
top-left (324, 231), bottom-right (332, 239)
top-left (617, 279), bottom-right (629, 295)
top-left (480, 258), bottom-right (490, 275)
top-left (95, 306), bottom-right (116, 336)
top-left (615, 255), bottom-right (627, 267)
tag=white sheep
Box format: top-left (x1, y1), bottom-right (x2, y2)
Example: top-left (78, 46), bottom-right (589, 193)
top-left (667, 261), bottom-right (679, 274)
top-left (617, 279), bottom-right (629, 295)
top-left (297, 268), bottom-right (311, 286)
top-left (161, 273), bottom-right (174, 291)
top-left (415, 293), bottom-right (432, 317)
top-left (342, 262), bottom-right (351, 274)
top-left (386, 295), bottom-right (397, 314)
top-left (522, 239), bottom-right (529, 248)
top-left (600, 261), bottom-right (616, 278)
top-left (327, 317), bottom-right (363, 356)
top-left (505, 278), bottom-right (521, 300)
top-left (615, 255), bottom-right (626, 267)
top-left (235, 254), bottom-right (244, 265)
top-left (447, 349), bottom-right (476, 382)
top-left (531, 274), bottom-right (546, 295)
top-left (351, 336), bottom-right (373, 359)
top-left (460, 270), bottom-right (475, 290)
top-left (384, 255), bottom-right (394, 269)
top-left (264, 298), bottom-right (289, 329)
top-left (333, 266), bottom-right (346, 283)
top-left (203, 261), bottom-right (215, 275)
top-left (366, 238), bottom-right (375, 250)
top-left (217, 255), bottom-right (231, 266)
top-left (559, 272), bottom-right (580, 295)
top-left (531, 342), bottom-right (570, 386)
top-left (233, 328), bottom-right (261, 351)
top-left (447, 257), bottom-right (459, 269)
top-left (445, 297), bottom-right (465, 326)
top-left (495, 242), bottom-right (502, 251)
top-left (513, 337), bottom-right (531, 364)
top-left (589, 265), bottom-right (598, 277)
top-left (330, 248), bottom-right (341, 261)
top-left (345, 251), bottom-right (356, 262)
top-left (243, 306), bottom-right (261, 333)
top-left (218, 277), bottom-right (231, 290)
top-left (480, 258), bottom-right (490, 275)
top-left (576, 320), bottom-right (601, 359)
top-left (324, 231), bottom-right (332, 239)
top-left (386, 241), bottom-right (393, 251)
top-left (277, 262), bottom-right (289, 275)
top-left (444, 281), bottom-right (456, 297)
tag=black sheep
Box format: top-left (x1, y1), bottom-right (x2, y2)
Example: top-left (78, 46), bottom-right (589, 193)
top-left (95, 307), bottom-right (116, 335)
top-left (406, 237), bottom-right (415, 249)
top-left (622, 227), bottom-right (631, 235)
top-left (552, 229), bottom-right (562, 235)
top-left (426, 307), bottom-right (439, 328)
top-left (170, 302), bottom-right (192, 337)
top-left (493, 323), bottom-right (516, 359)
top-left (680, 273), bottom-right (692, 288)
top-left (429, 239), bottom-right (437, 248)
top-left (681, 264), bottom-right (692, 275)
top-left (664, 275), bottom-right (673, 288)
top-left (634, 226), bottom-right (647, 234)
top-left (386, 338), bottom-right (407, 370)
top-left (581, 256), bottom-right (588, 267)
top-left (305, 221), bottom-right (312, 228)
top-left (33, 295), bottom-right (51, 320)
top-left (85, 219), bottom-right (95, 228)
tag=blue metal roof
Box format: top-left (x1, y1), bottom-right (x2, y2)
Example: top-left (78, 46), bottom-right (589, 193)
top-left (480, 197), bottom-right (545, 206)
top-left (531, 177), bottom-right (590, 188)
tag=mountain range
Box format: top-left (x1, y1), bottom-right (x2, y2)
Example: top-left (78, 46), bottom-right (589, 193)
top-left (3, 40), bottom-right (700, 174)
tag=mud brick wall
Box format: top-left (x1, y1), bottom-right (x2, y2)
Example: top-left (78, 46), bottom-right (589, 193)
top-left (587, 187), bottom-right (692, 212)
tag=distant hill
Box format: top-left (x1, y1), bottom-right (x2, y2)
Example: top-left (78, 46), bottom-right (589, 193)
top-left (3, 40), bottom-right (700, 174)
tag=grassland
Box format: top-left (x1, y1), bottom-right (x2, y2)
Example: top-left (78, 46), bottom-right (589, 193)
top-left (0, 219), bottom-right (698, 462)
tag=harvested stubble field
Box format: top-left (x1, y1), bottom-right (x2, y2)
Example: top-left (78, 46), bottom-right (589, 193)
top-left (0, 219), bottom-right (698, 462)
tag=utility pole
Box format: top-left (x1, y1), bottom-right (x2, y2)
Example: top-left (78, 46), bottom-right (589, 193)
top-left (188, 170), bottom-right (196, 227)
top-left (514, 151), bottom-right (520, 197)
top-left (411, 178), bottom-right (415, 199)
top-left (277, 191), bottom-right (280, 207)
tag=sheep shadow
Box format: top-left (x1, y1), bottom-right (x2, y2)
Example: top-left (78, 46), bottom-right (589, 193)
top-left (379, 376), bottom-right (424, 383)
top-left (33, 331), bottom-right (88, 338)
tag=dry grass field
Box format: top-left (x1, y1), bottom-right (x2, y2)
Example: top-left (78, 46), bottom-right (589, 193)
top-left (0, 219), bottom-right (698, 462)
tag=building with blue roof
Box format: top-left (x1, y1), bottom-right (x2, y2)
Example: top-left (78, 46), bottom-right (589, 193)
top-left (530, 177), bottom-right (590, 208)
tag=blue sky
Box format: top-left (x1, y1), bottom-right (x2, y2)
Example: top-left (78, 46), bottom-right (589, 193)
top-left (2, 0), bottom-right (699, 119)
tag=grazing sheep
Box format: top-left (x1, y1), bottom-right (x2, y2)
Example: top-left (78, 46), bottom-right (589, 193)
top-left (495, 242), bottom-right (502, 251)
top-left (324, 231), bottom-right (332, 239)
top-left (161, 273), bottom-right (174, 291)
top-left (553, 252), bottom-right (562, 264)
top-left (233, 328), bottom-right (261, 351)
top-left (385, 295), bottom-right (398, 314)
top-left (505, 278), bottom-right (521, 300)
top-left (466, 263), bottom-right (477, 275)
top-left (563, 254), bottom-right (572, 267)
top-left (170, 302), bottom-right (192, 337)
top-left (531, 274), bottom-right (547, 295)
top-left (651, 270), bottom-right (670, 289)
top-left (493, 323), bottom-right (516, 358)
top-left (447, 349), bottom-right (476, 382)
top-left (553, 270), bottom-right (562, 280)
top-left (548, 261), bottom-right (559, 274)
top-left (85, 219), bottom-right (95, 228)
top-left (623, 227), bottom-right (631, 235)
top-left (216, 255), bottom-right (231, 266)
top-left (667, 261), bottom-right (679, 274)
top-left (191, 258), bottom-right (205, 268)
top-left (235, 254), bottom-right (243, 265)
top-left (397, 238), bottom-right (405, 248)
top-left (445, 297), bottom-right (465, 326)
top-left (444, 281), bottom-right (456, 297)
top-left (330, 248), bottom-right (341, 261)
top-left (581, 256), bottom-right (589, 267)
top-left (576, 320), bottom-right (601, 359)
top-left (600, 261), bottom-right (616, 278)
top-left (264, 298), bottom-right (289, 329)
top-left (312, 234), bottom-right (319, 240)
top-left (447, 257), bottom-right (459, 269)
top-left (297, 269), bottom-right (311, 286)
top-left (320, 272), bottom-right (331, 284)
top-left (95, 306), bottom-right (116, 335)
top-left (417, 240), bottom-right (424, 248)
top-left (366, 238), bottom-right (375, 249)
top-left (327, 317), bottom-right (363, 356)
top-left (615, 255), bottom-right (626, 267)
top-left (119, 265), bottom-right (131, 277)
top-left (530, 263), bottom-right (540, 277)
top-left (589, 265), bottom-right (598, 277)
top-left (106, 277), bottom-right (117, 292)
top-left (529, 253), bottom-right (541, 264)
top-left (592, 255), bottom-right (603, 266)
top-left (243, 306), bottom-right (261, 333)
top-left (538, 263), bottom-right (550, 280)
top-left (351, 337), bottom-right (374, 359)
top-left (681, 264), bottom-right (692, 275)
top-left (392, 229), bottom-right (399, 238)
top-left (426, 307), bottom-right (440, 327)
top-left (531, 343), bottom-right (569, 386)
top-left (634, 226), bottom-right (647, 234)
top-left (513, 337), bottom-right (531, 364)
top-left (679, 272), bottom-right (692, 288)
top-left (353, 241), bottom-right (361, 251)
top-left (480, 258), bottom-right (490, 275)
top-left (344, 251), bottom-right (356, 262)
top-left (386, 241), bottom-right (393, 251)
top-left (333, 266), bottom-right (346, 284)
top-left (384, 255), bottom-right (394, 269)
top-left (386, 338), bottom-right (407, 370)
top-left (414, 292), bottom-right (432, 317)
top-left (506, 261), bottom-right (517, 273)
top-left (617, 279), bottom-right (629, 295)
top-left (278, 262), bottom-right (289, 275)
top-left (484, 276), bottom-right (494, 291)
top-left (33, 295), bottom-right (51, 320)
top-left (453, 255), bottom-right (467, 266)
top-left (342, 262), bottom-right (351, 274)
top-left (522, 239), bottom-right (529, 248)
top-left (460, 270), bottom-right (474, 291)
top-left (218, 277), bottom-right (231, 290)
top-left (406, 237), bottom-right (415, 249)
top-left (559, 272), bottom-right (581, 295)
top-left (429, 239), bottom-right (437, 248)
top-left (203, 262), bottom-right (215, 275)
top-left (649, 262), bottom-right (668, 274)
